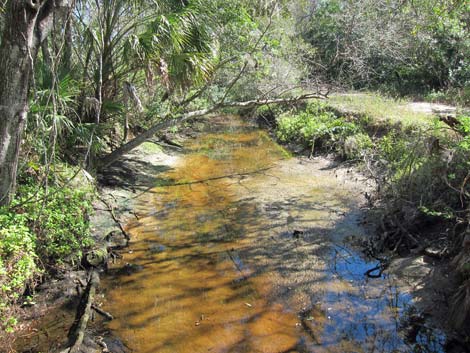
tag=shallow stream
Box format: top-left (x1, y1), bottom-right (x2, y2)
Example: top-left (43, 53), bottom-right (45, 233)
top-left (101, 116), bottom-right (445, 353)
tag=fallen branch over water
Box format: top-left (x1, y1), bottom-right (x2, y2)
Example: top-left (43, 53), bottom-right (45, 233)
top-left (98, 93), bottom-right (326, 170)
top-left (99, 197), bottom-right (130, 240)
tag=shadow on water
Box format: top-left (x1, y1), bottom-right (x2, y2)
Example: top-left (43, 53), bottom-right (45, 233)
top-left (101, 116), bottom-right (447, 353)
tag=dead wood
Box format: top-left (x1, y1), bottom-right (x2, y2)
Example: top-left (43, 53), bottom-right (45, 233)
top-left (91, 304), bottom-right (114, 321)
top-left (99, 197), bottom-right (130, 240)
top-left (97, 93), bottom-right (326, 170)
top-left (60, 270), bottom-right (100, 353)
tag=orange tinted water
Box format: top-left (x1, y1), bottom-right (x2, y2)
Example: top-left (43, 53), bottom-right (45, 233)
top-left (103, 119), bottom-right (301, 353)
top-left (102, 116), bottom-right (445, 353)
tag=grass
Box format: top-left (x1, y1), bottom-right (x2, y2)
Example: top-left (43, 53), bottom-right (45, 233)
top-left (328, 92), bottom-right (436, 130)
top-left (141, 141), bottom-right (163, 154)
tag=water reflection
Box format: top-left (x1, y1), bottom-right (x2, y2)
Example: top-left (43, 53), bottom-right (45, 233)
top-left (102, 116), bottom-right (445, 353)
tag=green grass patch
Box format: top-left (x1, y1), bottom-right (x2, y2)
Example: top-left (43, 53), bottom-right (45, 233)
top-left (141, 142), bottom-right (163, 154)
top-left (328, 93), bottom-right (435, 130)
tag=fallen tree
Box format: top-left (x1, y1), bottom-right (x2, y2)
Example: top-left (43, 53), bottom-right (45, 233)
top-left (97, 92), bottom-right (326, 170)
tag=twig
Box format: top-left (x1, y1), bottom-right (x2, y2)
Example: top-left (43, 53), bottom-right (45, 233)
top-left (91, 304), bottom-right (114, 320)
top-left (99, 197), bottom-right (130, 240)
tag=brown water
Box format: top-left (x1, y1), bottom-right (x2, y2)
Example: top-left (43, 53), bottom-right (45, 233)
top-left (102, 116), bottom-right (445, 353)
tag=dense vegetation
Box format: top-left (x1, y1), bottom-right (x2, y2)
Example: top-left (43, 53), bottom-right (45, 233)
top-left (0, 0), bottom-right (468, 338)
top-left (265, 99), bottom-right (469, 252)
top-left (298, 0), bottom-right (470, 103)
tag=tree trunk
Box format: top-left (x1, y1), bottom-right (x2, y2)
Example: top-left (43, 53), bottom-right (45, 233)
top-left (0, 0), bottom-right (70, 206)
top-left (62, 12), bottom-right (72, 73)
top-left (0, 1), bottom-right (41, 205)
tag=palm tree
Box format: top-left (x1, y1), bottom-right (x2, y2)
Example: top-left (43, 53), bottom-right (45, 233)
top-left (71, 0), bottom-right (216, 155)
top-left (74, 0), bottom-right (215, 102)
top-left (0, 0), bottom-right (218, 204)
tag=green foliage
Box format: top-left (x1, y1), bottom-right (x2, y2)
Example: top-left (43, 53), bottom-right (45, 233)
top-left (0, 213), bottom-right (38, 332)
top-left (0, 181), bottom-right (94, 332)
top-left (255, 103), bottom-right (286, 118)
top-left (343, 133), bottom-right (373, 159)
top-left (457, 115), bottom-right (470, 150)
top-left (13, 185), bottom-right (94, 264)
top-left (300, 0), bottom-right (470, 98)
top-left (273, 97), bottom-right (469, 233)
top-left (374, 121), bottom-right (469, 228)
top-left (29, 75), bottom-right (79, 134)
top-left (126, 0), bottom-right (216, 90)
top-left (276, 101), bottom-right (360, 153)
top-left (425, 87), bottom-right (470, 106)
top-left (377, 131), bottom-right (432, 184)
top-left (141, 142), bottom-right (163, 154)
top-left (209, 0), bottom-right (310, 103)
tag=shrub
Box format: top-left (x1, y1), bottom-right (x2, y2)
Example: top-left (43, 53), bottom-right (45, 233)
top-left (343, 133), bottom-right (373, 159)
top-left (374, 120), bottom-right (469, 237)
top-left (16, 185), bottom-right (94, 265)
top-left (0, 213), bottom-right (38, 333)
top-left (276, 101), bottom-right (360, 154)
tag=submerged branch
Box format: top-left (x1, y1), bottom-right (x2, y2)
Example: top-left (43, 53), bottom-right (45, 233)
top-left (60, 270), bottom-right (100, 353)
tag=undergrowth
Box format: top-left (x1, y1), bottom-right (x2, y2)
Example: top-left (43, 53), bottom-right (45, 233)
top-left (0, 172), bottom-right (94, 333)
top-left (275, 101), bottom-right (372, 158)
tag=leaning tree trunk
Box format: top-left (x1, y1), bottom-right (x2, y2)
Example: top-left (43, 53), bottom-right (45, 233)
top-left (97, 93), bottom-right (325, 171)
top-left (0, 0), bottom-right (70, 206)
top-left (97, 107), bottom-right (215, 171)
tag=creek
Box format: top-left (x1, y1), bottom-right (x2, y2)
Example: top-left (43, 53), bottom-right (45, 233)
top-left (101, 116), bottom-right (445, 353)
